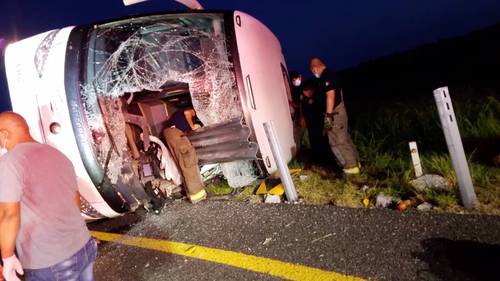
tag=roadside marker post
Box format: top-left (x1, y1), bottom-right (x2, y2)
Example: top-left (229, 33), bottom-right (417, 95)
top-left (409, 141), bottom-right (423, 177)
top-left (433, 87), bottom-right (477, 209)
top-left (263, 121), bottom-right (298, 203)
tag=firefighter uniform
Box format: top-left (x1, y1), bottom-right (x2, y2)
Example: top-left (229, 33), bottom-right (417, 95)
top-left (163, 109), bottom-right (206, 203)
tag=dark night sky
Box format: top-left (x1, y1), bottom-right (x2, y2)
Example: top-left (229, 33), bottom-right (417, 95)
top-left (1, 0), bottom-right (500, 110)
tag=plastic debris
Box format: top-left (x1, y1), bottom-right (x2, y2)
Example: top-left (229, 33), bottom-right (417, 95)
top-left (417, 202), bottom-right (433, 211)
top-left (375, 194), bottom-right (393, 208)
top-left (299, 175), bottom-right (309, 182)
top-left (264, 194), bottom-right (282, 204)
top-left (221, 160), bottom-right (257, 188)
top-left (200, 164), bottom-right (223, 182)
top-left (311, 233), bottom-right (333, 243)
top-left (362, 198), bottom-right (370, 208)
top-left (397, 200), bottom-right (412, 211)
top-left (409, 174), bottom-right (453, 192)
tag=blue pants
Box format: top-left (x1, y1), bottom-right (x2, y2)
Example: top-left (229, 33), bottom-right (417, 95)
top-left (25, 238), bottom-right (97, 281)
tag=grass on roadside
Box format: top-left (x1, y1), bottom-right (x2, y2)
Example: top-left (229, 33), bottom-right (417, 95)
top-left (205, 177), bottom-right (233, 196)
top-left (294, 172), bottom-right (342, 205)
top-left (205, 95), bottom-right (500, 215)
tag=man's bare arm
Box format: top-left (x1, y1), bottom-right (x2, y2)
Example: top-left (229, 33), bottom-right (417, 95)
top-left (0, 202), bottom-right (20, 258)
top-left (326, 89), bottom-right (335, 114)
top-left (184, 109), bottom-right (196, 130)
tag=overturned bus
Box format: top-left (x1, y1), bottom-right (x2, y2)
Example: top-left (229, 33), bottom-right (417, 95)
top-left (3, 11), bottom-right (295, 219)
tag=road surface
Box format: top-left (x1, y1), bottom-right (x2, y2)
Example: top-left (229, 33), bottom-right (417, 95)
top-left (89, 200), bottom-right (500, 281)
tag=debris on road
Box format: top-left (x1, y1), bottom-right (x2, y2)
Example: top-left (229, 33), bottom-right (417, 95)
top-left (200, 164), bottom-right (223, 182)
top-left (311, 233), bottom-right (333, 243)
top-left (397, 200), bottom-right (412, 211)
top-left (417, 202), bottom-right (433, 211)
top-left (409, 174), bottom-right (453, 192)
top-left (264, 194), bottom-right (282, 204)
top-left (375, 194), bottom-right (394, 208)
top-left (362, 198), bottom-right (370, 208)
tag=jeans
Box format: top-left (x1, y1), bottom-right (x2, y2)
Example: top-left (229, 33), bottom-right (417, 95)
top-left (25, 238), bottom-right (97, 281)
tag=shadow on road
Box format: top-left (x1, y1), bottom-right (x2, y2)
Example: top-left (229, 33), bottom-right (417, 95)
top-left (413, 238), bottom-right (499, 281)
top-left (88, 209), bottom-right (147, 243)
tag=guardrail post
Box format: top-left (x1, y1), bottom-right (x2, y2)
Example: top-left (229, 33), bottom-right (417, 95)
top-left (433, 87), bottom-right (477, 209)
top-left (263, 121), bottom-right (298, 203)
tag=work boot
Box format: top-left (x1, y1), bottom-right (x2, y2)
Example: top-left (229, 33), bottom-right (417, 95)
top-left (343, 166), bottom-right (360, 175)
top-left (188, 189), bottom-right (207, 204)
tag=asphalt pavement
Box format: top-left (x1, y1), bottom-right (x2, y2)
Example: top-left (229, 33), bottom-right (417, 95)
top-left (89, 200), bottom-right (500, 281)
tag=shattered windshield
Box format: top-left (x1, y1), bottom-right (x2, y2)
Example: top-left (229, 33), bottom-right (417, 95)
top-left (86, 13), bottom-right (241, 124)
top-left (80, 13), bottom-right (249, 184)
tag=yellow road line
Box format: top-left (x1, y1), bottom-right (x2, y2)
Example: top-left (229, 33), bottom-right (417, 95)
top-left (91, 231), bottom-right (366, 281)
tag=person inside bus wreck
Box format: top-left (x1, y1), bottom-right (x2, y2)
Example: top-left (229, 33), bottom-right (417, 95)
top-left (163, 106), bottom-right (206, 204)
top-left (165, 106), bottom-right (200, 132)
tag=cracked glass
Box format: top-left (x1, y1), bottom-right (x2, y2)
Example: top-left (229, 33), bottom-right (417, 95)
top-left (80, 13), bottom-right (255, 186)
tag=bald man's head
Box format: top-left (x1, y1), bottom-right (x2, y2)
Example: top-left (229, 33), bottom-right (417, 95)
top-left (310, 57), bottom-right (327, 78)
top-left (0, 111), bottom-right (34, 150)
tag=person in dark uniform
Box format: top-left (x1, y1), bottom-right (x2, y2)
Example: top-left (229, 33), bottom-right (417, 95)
top-left (290, 71), bottom-right (303, 111)
top-left (163, 106), bottom-right (206, 203)
top-left (289, 71), bottom-right (305, 154)
top-left (310, 57), bottom-right (360, 174)
top-left (165, 107), bottom-right (197, 132)
top-left (300, 80), bottom-right (331, 165)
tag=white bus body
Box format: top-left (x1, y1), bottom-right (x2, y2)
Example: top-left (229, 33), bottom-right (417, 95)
top-left (4, 11), bottom-right (294, 218)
